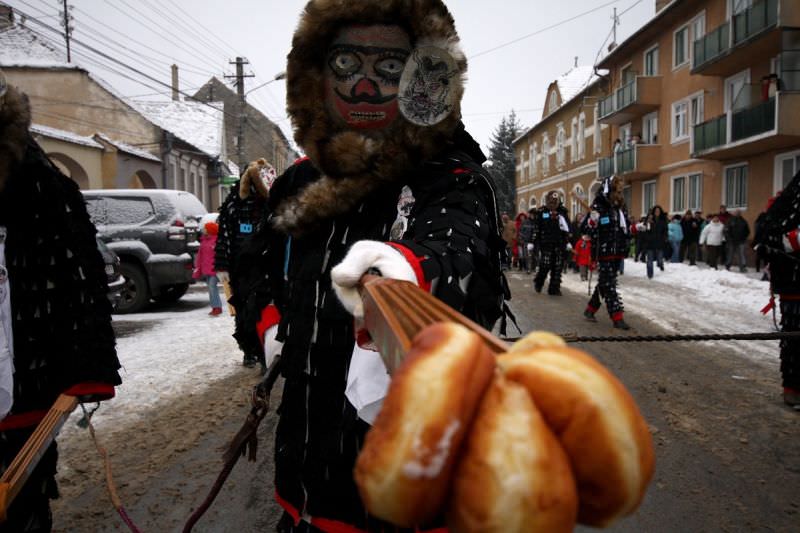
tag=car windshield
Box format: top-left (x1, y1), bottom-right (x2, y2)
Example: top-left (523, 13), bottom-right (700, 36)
top-left (174, 192), bottom-right (207, 224)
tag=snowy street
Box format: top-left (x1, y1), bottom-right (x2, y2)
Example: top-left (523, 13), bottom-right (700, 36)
top-left (45, 262), bottom-right (799, 531)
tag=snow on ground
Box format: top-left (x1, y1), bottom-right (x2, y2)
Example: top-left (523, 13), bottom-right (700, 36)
top-left (558, 258), bottom-right (780, 363)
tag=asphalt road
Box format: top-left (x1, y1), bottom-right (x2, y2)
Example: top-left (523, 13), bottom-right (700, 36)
top-left (50, 274), bottom-right (799, 532)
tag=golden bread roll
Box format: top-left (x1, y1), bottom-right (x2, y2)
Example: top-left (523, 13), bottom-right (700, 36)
top-left (508, 330), bottom-right (566, 352)
top-left (355, 322), bottom-right (496, 527)
top-left (448, 374), bottom-right (578, 533)
top-left (498, 347), bottom-right (655, 527)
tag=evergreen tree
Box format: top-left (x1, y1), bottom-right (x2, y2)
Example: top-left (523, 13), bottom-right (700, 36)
top-left (487, 111), bottom-right (521, 216)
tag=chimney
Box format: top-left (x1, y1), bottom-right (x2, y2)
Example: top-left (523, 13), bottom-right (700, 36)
top-left (171, 64), bottom-right (179, 101)
top-left (655, 0), bottom-right (671, 13)
top-left (574, 56), bottom-right (578, 68)
top-left (0, 4), bottom-right (14, 29)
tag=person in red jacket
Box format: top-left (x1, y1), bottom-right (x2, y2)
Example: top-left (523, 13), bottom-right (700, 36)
top-left (574, 234), bottom-right (593, 281)
top-left (193, 220), bottom-right (223, 316)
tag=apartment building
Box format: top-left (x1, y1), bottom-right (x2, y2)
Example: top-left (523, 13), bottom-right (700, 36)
top-left (596, 0), bottom-right (800, 231)
top-left (512, 66), bottom-right (609, 221)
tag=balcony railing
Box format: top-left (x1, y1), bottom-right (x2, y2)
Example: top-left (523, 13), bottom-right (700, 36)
top-left (693, 115), bottom-right (727, 153)
top-left (732, 0), bottom-right (778, 46)
top-left (598, 156), bottom-right (614, 178)
top-left (693, 22), bottom-right (729, 69)
top-left (616, 147), bottom-right (635, 175)
top-left (731, 96), bottom-right (775, 142)
top-left (615, 80), bottom-right (636, 111)
top-left (599, 94), bottom-right (615, 119)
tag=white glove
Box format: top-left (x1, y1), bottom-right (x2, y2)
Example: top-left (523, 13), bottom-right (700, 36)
top-left (590, 210), bottom-right (600, 222)
top-left (216, 271), bottom-right (229, 284)
top-left (262, 324), bottom-right (283, 368)
top-left (635, 222), bottom-right (646, 232)
top-left (526, 243), bottom-right (534, 252)
top-left (331, 241), bottom-right (418, 319)
top-left (566, 242), bottom-right (573, 252)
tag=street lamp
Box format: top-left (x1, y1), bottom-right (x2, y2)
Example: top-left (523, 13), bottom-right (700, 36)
top-left (245, 71), bottom-right (286, 96)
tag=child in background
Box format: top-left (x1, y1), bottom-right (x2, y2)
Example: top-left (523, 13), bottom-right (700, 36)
top-left (575, 234), bottom-right (593, 281)
top-left (193, 221), bottom-right (222, 315)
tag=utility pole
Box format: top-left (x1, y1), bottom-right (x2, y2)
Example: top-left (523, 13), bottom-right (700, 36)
top-left (59, 0), bottom-right (73, 63)
top-left (225, 57), bottom-right (254, 171)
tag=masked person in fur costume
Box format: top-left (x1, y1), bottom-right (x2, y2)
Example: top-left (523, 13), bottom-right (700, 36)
top-left (532, 191), bottom-right (571, 295)
top-left (0, 72), bottom-right (121, 531)
top-left (240, 2), bottom-right (509, 531)
top-left (581, 176), bottom-right (632, 330)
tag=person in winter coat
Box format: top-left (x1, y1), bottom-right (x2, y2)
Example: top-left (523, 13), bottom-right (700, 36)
top-left (514, 212), bottom-right (528, 270)
top-left (668, 214), bottom-right (684, 263)
top-left (753, 174), bottom-right (800, 408)
top-left (680, 209), bottom-right (701, 265)
top-left (517, 208), bottom-right (536, 274)
top-left (574, 234), bottom-right (593, 281)
top-left (215, 159), bottom-right (275, 367)
top-left (582, 175), bottom-right (632, 329)
top-left (700, 214), bottom-right (726, 269)
top-left (641, 205), bottom-right (668, 278)
top-left (193, 220), bottom-right (222, 316)
top-left (501, 213), bottom-right (517, 269)
top-left (239, 4), bottom-right (510, 530)
top-left (532, 191), bottom-right (571, 295)
top-left (724, 209), bottom-right (750, 272)
top-left (0, 72), bottom-right (121, 531)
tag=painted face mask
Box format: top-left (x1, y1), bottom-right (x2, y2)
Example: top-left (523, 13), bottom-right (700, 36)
top-left (323, 25), bottom-right (411, 130)
top-left (546, 192), bottom-right (560, 211)
top-left (398, 46), bottom-right (459, 126)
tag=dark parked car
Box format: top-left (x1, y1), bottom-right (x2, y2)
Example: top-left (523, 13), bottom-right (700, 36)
top-left (83, 190), bottom-right (208, 313)
top-left (97, 237), bottom-right (124, 310)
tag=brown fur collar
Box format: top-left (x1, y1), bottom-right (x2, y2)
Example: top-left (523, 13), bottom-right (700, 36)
top-left (0, 85), bottom-right (31, 194)
top-left (274, 0), bottom-right (467, 236)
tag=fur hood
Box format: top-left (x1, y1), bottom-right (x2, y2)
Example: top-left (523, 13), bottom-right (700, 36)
top-left (0, 84), bottom-right (32, 194)
top-left (274, 0), bottom-right (467, 235)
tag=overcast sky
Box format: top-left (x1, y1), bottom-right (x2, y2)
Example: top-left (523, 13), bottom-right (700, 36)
top-left (9, 0), bottom-right (654, 155)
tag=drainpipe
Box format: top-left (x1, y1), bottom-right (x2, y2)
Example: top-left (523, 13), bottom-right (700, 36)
top-left (161, 131), bottom-right (173, 189)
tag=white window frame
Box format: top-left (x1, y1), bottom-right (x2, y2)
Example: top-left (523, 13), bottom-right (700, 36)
top-left (688, 173), bottom-right (703, 211)
top-left (620, 62), bottom-right (635, 84)
top-left (578, 113), bottom-right (586, 159)
top-left (673, 24), bottom-right (690, 69)
top-left (671, 100), bottom-right (690, 144)
top-left (519, 199), bottom-right (527, 214)
top-left (727, 0), bottom-right (753, 19)
top-left (643, 111), bottom-right (659, 144)
top-left (687, 90), bottom-right (705, 151)
top-left (671, 175), bottom-right (687, 214)
top-left (723, 163), bottom-right (748, 210)
top-left (774, 149), bottom-right (800, 193)
top-left (542, 134), bottom-right (550, 174)
top-left (549, 91), bottom-right (558, 113)
top-left (531, 142), bottom-right (538, 177)
top-left (643, 44), bottom-right (659, 76)
top-left (724, 69), bottom-right (751, 112)
top-left (570, 117), bottom-right (578, 162)
top-left (556, 124), bottom-right (566, 168)
top-left (620, 122), bottom-right (632, 148)
top-left (593, 107), bottom-right (602, 154)
top-left (642, 180), bottom-right (657, 215)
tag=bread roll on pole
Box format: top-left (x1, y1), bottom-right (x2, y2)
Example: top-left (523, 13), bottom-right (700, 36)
top-left (498, 347), bottom-right (655, 527)
top-left (355, 322), bottom-right (495, 527)
top-left (448, 374), bottom-right (578, 533)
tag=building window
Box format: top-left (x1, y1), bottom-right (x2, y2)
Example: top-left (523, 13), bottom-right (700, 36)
top-left (690, 93), bottom-right (704, 129)
top-left (724, 164), bottom-right (748, 208)
top-left (542, 135), bottom-right (550, 174)
top-left (691, 14), bottom-right (706, 47)
top-left (578, 113), bottom-right (586, 159)
top-left (643, 111), bottom-right (658, 144)
top-left (688, 173), bottom-right (703, 211)
top-left (775, 150), bottom-right (800, 192)
top-left (593, 107), bottom-right (601, 154)
top-left (643, 180), bottom-right (657, 214)
top-left (674, 25), bottom-right (689, 68)
top-left (529, 197), bottom-right (537, 209)
top-left (672, 100), bottom-right (689, 142)
top-left (644, 45), bottom-right (659, 76)
top-left (672, 176), bottom-right (686, 213)
top-left (549, 91), bottom-right (558, 113)
top-left (570, 118), bottom-right (578, 162)
top-left (556, 125), bottom-right (566, 167)
top-left (531, 142), bottom-right (538, 177)
top-left (623, 185), bottom-right (632, 211)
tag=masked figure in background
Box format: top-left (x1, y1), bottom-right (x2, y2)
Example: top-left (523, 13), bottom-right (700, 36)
top-left (215, 159), bottom-right (275, 369)
top-left (532, 191), bottom-right (571, 295)
top-left (0, 72), bottom-right (121, 531)
top-left (241, 2), bottom-right (509, 530)
top-left (581, 176), bottom-right (632, 330)
top-left (753, 170), bottom-right (800, 408)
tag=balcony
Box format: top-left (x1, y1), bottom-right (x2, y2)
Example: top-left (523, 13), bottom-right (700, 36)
top-left (596, 144), bottom-right (661, 181)
top-left (692, 92), bottom-right (800, 160)
top-left (598, 76), bottom-right (662, 125)
top-left (692, 0), bottom-right (787, 76)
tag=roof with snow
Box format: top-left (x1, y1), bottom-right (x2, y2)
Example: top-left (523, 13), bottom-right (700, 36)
top-left (0, 24), bottom-right (71, 69)
top-left (30, 123), bottom-right (103, 149)
top-left (94, 133), bottom-right (161, 162)
top-left (134, 100), bottom-right (225, 159)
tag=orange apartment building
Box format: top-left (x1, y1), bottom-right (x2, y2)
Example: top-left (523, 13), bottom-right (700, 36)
top-left (512, 66), bottom-right (609, 223)
top-left (595, 0), bottom-right (800, 231)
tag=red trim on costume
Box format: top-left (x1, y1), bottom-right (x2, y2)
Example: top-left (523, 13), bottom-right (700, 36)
top-left (761, 296), bottom-right (776, 315)
top-left (63, 383), bottom-right (115, 401)
top-left (611, 311), bottom-right (624, 322)
top-left (274, 491), bottom-right (301, 526)
top-left (385, 242), bottom-right (432, 292)
top-left (293, 156), bottom-right (310, 165)
top-left (311, 517), bottom-right (367, 533)
top-left (256, 304), bottom-right (281, 346)
top-left (787, 229), bottom-right (800, 252)
top-left (586, 305), bottom-right (599, 314)
top-left (0, 410), bottom-right (48, 431)
top-left (452, 168), bottom-right (469, 174)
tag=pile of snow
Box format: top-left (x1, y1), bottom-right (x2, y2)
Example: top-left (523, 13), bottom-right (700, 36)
top-left (135, 100), bottom-right (225, 158)
top-left (560, 259), bottom-right (779, 363)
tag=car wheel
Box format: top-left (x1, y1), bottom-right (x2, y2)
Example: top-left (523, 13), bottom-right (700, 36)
top-left (153, 283), bottom-right (189, 303)
top-left (117, 262), bottom-right (150, 314)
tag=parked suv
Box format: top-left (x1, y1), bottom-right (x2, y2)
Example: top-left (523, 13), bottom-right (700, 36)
top-left (83, 189), bottom-right (208, 313)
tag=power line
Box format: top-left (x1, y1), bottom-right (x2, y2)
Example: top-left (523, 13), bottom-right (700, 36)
top-left (469, 0), bottom-right (621, 60)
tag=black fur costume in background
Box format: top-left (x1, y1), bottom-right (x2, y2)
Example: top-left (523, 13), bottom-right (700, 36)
top-left (582, 177), bottom-right (632, 321)
top-left (754, 169), bottom-right (800, 393)
top-left (0, 85), bottom-right (121, 531)
top-left (532, 198), bottom-right (570, 294)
